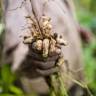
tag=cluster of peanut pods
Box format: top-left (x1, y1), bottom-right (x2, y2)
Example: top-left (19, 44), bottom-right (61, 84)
top-left (23, 16), bottom-right (67, 60)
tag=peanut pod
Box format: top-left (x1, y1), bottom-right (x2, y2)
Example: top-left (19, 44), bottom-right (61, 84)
top-left (55, 48), bottom-right (61, 54)
top-left (56, 56), bottom-right (64, 66)
top-left (42, 39), bottom-right (50, 58)
top-left (23, 36), bottom-right (33, 44)
top-left (56, 37), bottom-right (67, 46)
top-left (49, 38), bottom-right (56, 53)
top-left (32, 40), bottom-right (43, 51)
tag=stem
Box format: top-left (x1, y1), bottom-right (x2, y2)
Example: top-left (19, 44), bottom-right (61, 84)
top-left (46, 72), bottom-right (68, 96)
top-left (30, 0), bottom-right (43, 37)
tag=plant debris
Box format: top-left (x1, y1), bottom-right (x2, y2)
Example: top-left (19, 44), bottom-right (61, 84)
top-left (23, 15), bottom-right (68, 96)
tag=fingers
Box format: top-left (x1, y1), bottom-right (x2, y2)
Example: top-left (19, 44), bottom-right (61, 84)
top-left (30, 37), bottom-right (65, 58)
top-left (27, 49), bottom-right (59, 61)
top-left (30, 59), bottom-right (55, 70)
top-left (36, 67), bottom-right (59, 76)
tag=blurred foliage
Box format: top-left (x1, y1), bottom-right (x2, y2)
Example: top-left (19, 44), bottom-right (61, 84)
top-left (0, 65), bottom-right (24, 96)
top-left (0, 1), bottom-right (25, 96)
top-left (84, 42), bottom-right (96, 95)
top-left (0, 1), bottom-right (4, 66)
top-left (75, 0), bottom-right (96, 95)
top-left (75, 0), bottom-right (96, 35)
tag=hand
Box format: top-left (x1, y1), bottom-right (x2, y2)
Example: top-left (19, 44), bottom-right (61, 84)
top-left (25, 47), bottom-right (59, 76)
top-left (22, 33), bottom-right (65, 77)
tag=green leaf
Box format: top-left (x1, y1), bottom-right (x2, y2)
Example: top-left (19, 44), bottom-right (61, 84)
top-left (9, 85), bottom-right (24, 95)
top-left (0, 94), bottom-right (14, 96)
top-left (1, 64), bottom-right (16, 85)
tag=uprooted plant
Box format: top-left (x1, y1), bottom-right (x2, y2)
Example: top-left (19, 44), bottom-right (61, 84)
top-left (23, 14), bottom-right (68, 96)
